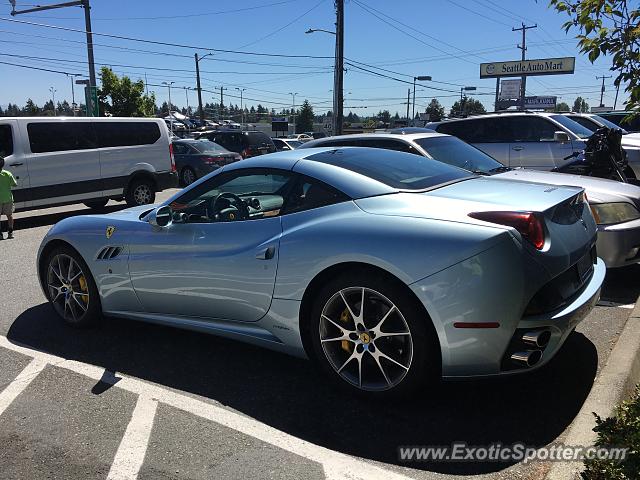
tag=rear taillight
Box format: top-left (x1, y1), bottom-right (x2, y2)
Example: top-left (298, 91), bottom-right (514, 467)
top-left (169, 143), bottom-right (176, 172)
top-left (469, 211), bottom-right (545, 250)
top-left (203, 156), bottom-right (223, 165)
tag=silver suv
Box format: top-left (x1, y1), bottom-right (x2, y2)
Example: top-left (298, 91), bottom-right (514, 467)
top-left (426, 112), bottom-right (596, 172)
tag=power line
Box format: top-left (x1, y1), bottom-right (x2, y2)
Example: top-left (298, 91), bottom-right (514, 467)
top-left (0, 59), bottom-right (81, 75)
top-left (445, 0), bottom-right (512, 28)
top-left (0, 16), bottom-right (335, 59)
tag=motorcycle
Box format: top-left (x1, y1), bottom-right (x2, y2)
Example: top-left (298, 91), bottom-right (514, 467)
top-left (552, 127), bottom-right (632, 183)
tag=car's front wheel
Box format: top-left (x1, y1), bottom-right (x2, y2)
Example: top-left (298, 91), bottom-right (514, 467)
top-left (181, 167), bottom-right (197, 186)
top-left (308, 271), bottom-right (438, 397)
top-left (126, 178), bottom-right (156, 207)
top-left (45, 247), bottom-right (101, 327)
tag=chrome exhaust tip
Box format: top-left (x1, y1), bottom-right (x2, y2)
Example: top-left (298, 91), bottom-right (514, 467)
top-left (522, 330), bottom-right (551, 348)
top-left (511, 350), bottom-right (543, 368)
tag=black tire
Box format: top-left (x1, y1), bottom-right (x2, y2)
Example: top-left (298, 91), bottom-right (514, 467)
top-left (181, 167), bottom-right (197, 186)
top-left (306, 270), bottom-right (439, 398)
top-left (84, 199), bottom-right (109, 210)
top-left (44, 246), bottom-right (101, 328)
top-left (126, 178), bottom-right (156, 207)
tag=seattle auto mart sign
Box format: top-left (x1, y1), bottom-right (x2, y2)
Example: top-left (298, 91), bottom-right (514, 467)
top-left (480, 57), bottom-right (575, 78)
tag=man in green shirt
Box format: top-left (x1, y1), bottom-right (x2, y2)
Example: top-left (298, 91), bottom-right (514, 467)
top-left (0, 157), bottom-right (17, 239)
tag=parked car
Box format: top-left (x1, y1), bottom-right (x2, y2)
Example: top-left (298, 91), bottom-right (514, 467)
top-left (303, 131), bottom-right (328, 140)
top-left (219, 119), bottom-right (242, 129)
top-left (194, 130), bottom-right (276, 158)
top-left (0, 117), bottom-right (177, 211)
top-left (427, 112), bottom-right (640, 179)
top-left (597, 111), bottom-right (640, 133)
top-left (564, 113), bottom-right (629, 134)
top-left (287, 133), bottom-right (313, 142)
top-left (272, 138), bottom-right (303, 151)
top-left (164, 119), bottom-right (187, 132)
top-left (301, 132), bottom-right (640, 268)
top-left (172, 139), bottom-right (242, 186)
top-left (37, 146), bottom-right (603, 396)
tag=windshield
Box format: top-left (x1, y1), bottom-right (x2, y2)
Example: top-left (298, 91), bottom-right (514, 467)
top-left (549, 115), bottom-right (594, 139)
top-left (306, 148), bottom-right (474, 190)
top-left (413, 136), bottom-right (507, 174)
top-left (592, 115), bottom-right (629, 133)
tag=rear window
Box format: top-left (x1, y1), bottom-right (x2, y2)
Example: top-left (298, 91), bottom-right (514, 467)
top-left (0, 124), bottom-right (13, 157)
top-left (246, 132), bottom-right (274, 146)
top-left (191, 140), bottom-right (228, 153)
top-left (549, 115), bottom-right (594, 139)
top-left (28, 122), bottom-right (97, 153)
top-left (413, 136), bottom-right (505, 174)
top-left (305, 148), bottom-right (473, 190)
top-left (95, 121), bottom-right (161, 147)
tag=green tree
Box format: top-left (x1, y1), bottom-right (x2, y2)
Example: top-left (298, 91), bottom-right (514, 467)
top-left (295, 100), bottom-right (314, 133)
top-left (426, 98), bottom-right (445, 121)
top-left (23, 99), bottom-right (40, 116)
top-left (550, 0), bottom-right (639, 113)
top-left (555, 102), bottom-right (571, 112)
top-left (450, 97), bottom-right (486, 117)
top-left (97, 67), bottom-right (156, 117)
top-left (573, 96), bottom-right (590, 112)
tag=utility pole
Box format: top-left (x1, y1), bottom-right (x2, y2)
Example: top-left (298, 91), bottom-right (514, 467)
top-left (11, 0), bottom-right (97, 115)
top-left (184, 87), bottom-right (189, 111)
top-left (614, 83), bottom-right (620, 110)
top-left (513, 22), bottom-right (537, 111)
top-left (494, 78), bottom-right (500, 112)
top-left (289, 92), bottom-right (298, 132)
top-left (162, 81), bottom-right (175, 134)
top-left (406, 88), bottom-right (410, 123)
top-left (412, 75), bottom-right (431, 125)
top-left (596, 75), bottom-right (612, 107)
top-left (67, 74), bottom-right (77, 116)
top-left (333, 0), bottom-right (344, 136)
top-left (195, 53), bottom-right (211, 123)
top-left (219, 86), bottom-right (227, 120)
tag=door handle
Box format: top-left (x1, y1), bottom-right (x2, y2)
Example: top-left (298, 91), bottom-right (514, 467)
top-left (255, 245), bottom-right (276, 260)
top-left (8, 162), bottom-right (23, 166)
top-left (512, 146), bottom-right (524, 152)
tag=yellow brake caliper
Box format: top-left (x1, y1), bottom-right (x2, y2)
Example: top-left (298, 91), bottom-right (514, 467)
top-left (340, 308), bottom-right (353, 353)
top-left (78, 275), bottom-right (89, 305)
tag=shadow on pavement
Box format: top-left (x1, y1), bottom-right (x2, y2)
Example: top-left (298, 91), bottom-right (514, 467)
top-left (3, 205), bottom-right (127, 231)
top-left (7, 303), bottom-right (598, 475)
top-left (600, 263), bottom-right (640, 304)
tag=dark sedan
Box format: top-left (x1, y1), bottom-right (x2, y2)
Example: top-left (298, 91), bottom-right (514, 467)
top-left (172, 139), bottom-right (242, 186)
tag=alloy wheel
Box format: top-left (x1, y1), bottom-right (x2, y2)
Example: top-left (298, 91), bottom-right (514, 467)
top-left (47, 254), bottom-right (90, 323)
top-left (133, 184), bottom-right (152, 205)
top-left (319, 287), bottom-right (413, 391)
top-left (182, 168), bottom-right (196, 185)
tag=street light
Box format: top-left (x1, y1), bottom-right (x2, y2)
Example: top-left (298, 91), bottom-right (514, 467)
top-left (49, 86), bottom-right (57, 116)
top-left (412, 75), bottom-right (432, 125)
top-left (235, 87), bottom-right (246, 128)
top-left (306, 24), bottom-right (342, 136)
top-left (195, 52), bottom-right (213, 122)
top-left (162, 81), bottom-right (175, 134)
top-left (460, 86), bottom-right (476, 117)
top-left (289, 92), bottom-right (298, 133)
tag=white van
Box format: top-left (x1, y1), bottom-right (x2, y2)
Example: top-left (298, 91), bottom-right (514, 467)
top-left (0, 117), bottom-right (178, 211)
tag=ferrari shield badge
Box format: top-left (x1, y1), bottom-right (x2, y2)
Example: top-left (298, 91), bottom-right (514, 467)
top-left (106, 226), bottom-right (116, 239)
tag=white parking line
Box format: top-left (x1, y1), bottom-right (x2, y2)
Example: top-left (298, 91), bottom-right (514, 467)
top-left (597, 300), bottom-right (635, 309)
top-left (0, 358), bottom-right (47, 417)
top-left (107, 395), bottom-right (158, 480)
top-left (0, 336), bottom-right (415, 480)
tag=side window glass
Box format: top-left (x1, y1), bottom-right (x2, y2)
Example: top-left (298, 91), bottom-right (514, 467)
top-left (27, 122), bottom-right (97, 153)
top-left (172, 143), bottom-right (187, 155)
top-left (95, 122), bottom-right (160, 148)
top-left (282, 176), bottom-right (349, 214)
top-left (509, 117), bottom-right (558, 142)
top-left (169, 169), bottom-right (295, 223)
top-left (0, 125), bottom-right (13, 157)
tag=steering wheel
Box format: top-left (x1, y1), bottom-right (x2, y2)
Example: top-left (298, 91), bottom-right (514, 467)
top-left (210, 192), bottom-right (250, 222)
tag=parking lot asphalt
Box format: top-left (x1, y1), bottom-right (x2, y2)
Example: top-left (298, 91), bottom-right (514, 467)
top-left (0, 190), bottom-right (638, 480)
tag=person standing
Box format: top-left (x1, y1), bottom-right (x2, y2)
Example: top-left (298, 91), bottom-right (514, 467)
top-left (0, 157), bottom-right (17, 239)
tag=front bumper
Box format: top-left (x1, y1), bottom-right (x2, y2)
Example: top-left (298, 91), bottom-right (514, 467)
top-left (597, 217), bottom-right (640, 268)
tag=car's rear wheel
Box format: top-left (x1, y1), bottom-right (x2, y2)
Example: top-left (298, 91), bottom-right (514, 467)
top-left (45, 247), bottom-right (101, 327)
top-left (126, 178), bottom-right (156, 207)
top-left (307, 271), bottom-right (438, 397)
top-left (181, 167), bottom-right (197, 186)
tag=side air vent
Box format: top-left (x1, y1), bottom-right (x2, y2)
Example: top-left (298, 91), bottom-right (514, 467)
top-left (97, 246), bottom-right (123, 260)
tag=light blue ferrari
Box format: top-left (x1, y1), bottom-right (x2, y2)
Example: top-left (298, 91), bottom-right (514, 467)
top-left (37, 147), bottom-right (605, 396)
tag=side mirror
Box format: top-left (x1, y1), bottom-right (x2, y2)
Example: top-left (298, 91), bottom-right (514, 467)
top-left (148, 205), bottom-right (173, 227)
top-left (554, 131), bottom-right (571, 143)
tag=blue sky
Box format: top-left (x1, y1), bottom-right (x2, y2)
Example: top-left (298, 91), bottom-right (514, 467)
top-left (0, 0), bottom-right (627, 116)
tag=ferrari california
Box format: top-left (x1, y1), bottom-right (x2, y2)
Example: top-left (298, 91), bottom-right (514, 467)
top-left (37, 147), bottom-right (605, 396)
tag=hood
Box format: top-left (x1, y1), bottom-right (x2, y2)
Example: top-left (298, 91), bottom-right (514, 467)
top-left (495, 169), bottom-right (640, 205)
top-left (104, 204), bottom-right (157, 220)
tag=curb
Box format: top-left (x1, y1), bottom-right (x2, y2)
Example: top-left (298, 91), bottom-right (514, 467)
top-left (545, 297), bottom-right (640, 479)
